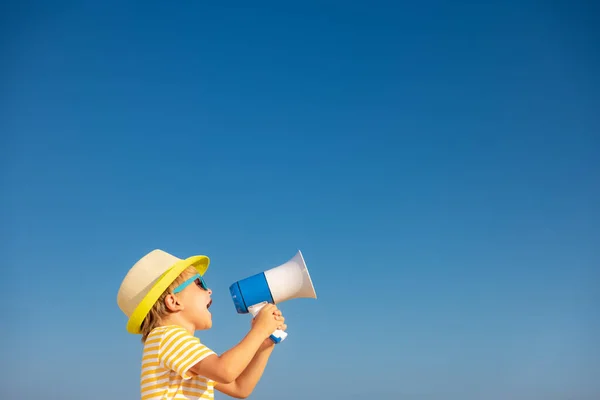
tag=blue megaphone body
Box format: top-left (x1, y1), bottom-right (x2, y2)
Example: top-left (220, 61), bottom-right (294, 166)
top-left (229, 250), bottom-right (317, 343)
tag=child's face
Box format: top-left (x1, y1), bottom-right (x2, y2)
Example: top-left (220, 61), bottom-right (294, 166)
top-left (174, 273), bottom-right (213, 330)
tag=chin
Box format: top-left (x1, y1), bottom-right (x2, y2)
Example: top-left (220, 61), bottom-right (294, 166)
top-left (198, 320), bottom-right (212, 330)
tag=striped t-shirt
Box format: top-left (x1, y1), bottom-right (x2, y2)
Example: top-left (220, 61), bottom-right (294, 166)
top-left (141, 325), bottom-right (217, 400)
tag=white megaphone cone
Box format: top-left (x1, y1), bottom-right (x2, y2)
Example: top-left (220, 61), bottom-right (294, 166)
top-left (229, 250), bottom-right (317, 344)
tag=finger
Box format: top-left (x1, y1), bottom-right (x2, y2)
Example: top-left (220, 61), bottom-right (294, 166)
top-left (279, 324), bottom-right (287, 331)
top-left (260, 304), bottom-right (275, 314)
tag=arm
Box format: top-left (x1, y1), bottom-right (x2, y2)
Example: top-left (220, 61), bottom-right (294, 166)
top-left (188, 328), bottom-right (265, 384)
top-left (189, 303), bottom-right (282, 384)
top-left (215, 340), bottom-right (276, 399)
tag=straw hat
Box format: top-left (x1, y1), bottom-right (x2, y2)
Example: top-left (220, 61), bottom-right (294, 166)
top-left (117, 249), bottom-right (210, 334)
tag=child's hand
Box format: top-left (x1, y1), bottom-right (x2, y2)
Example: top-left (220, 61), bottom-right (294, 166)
top-left (251, 304), bottom-right (286, 339)
top-left (252, 307), bottom-right (287, 350)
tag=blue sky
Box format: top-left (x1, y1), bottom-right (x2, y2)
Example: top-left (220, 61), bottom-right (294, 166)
top-left (1, 1), bottom-right (598, 399)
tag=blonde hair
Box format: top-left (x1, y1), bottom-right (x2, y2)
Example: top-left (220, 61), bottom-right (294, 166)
top-left (140, 266), bottom-right (198, 342)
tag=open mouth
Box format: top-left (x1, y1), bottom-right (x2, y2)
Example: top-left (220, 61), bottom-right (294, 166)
top-left (207, 299), bottom-right (213, 309)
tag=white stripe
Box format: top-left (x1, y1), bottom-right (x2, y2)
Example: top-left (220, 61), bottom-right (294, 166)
top-left (144, 343), bottom-right (160, 353)
top-left (141, 359), bottom-right (158, 369)
top-left (159, 331), bottom-right (187, 364)
top-left (181, 384), bottom-right (210, 393)
top-left (141, 356), bottom-right (160, 367)
top-left (144, 392), bottom-right (213, 400)
top-left (162, 328), bottom-right (187, 352)
top-left (141, 348), bottom-right (159, 365)
top-left (141, 387), bottom-right (168, 397)
top-left (142, 383), bottom-right (214, 399)
top-left (141, 364), bottom-right (164, 374)
top-left (180, 349), bottom-right (215, 375)
top-left (140, 370), bottom-right (168, 382)
top-left (142, 346), bottom-right (158, 358)
top-left (165, 386), bottom-right (180, 398)
top-left (172, 342), bottom-right (203, 372)
top-left (140, 376), bottom-right (170, 390)
top-left (141, 395), bottom-right (165, 400)
top-left (145, 330), bottom-right (164, 345)
top-left (162, 335), bottom-right (190, 369)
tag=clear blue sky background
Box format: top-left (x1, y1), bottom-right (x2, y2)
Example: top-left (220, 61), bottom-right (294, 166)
top-left (2, 1), bottom-right (599, 399)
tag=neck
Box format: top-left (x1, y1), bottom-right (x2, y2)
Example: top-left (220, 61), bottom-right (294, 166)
top-left (160, 314), bottom-right (195, 334)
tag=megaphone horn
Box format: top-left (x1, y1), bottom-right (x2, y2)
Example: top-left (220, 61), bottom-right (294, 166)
top-left (229, 250), bottom-right (317, 344)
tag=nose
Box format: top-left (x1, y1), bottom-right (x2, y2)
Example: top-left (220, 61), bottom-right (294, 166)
top-left (207, 288), bottom-right (212, 295)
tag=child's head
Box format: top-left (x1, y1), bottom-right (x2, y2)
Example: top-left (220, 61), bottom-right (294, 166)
top-left (140, 266), bottom-right (214, 341)
top-left (117, 249), bottom-right (212, 341)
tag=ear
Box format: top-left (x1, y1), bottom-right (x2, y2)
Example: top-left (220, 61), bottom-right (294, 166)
top-left (164, 294), bottom-right (184, 312)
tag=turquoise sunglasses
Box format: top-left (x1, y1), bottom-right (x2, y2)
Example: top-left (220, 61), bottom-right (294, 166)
top-left (173, 273), bottom-right (208, 294)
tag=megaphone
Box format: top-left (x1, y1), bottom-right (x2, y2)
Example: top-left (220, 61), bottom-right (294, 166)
top-left (229, 250), bottom-right (317, 344)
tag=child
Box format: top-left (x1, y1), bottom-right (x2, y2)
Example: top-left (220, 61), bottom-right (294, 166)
top-left (117, 249), bottom-right (286, 399)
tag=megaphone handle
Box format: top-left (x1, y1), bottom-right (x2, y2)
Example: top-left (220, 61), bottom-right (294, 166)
top-left (269, 329), bottom-right (288, 343)
top-left (248, 302), bottom-right (288, 344)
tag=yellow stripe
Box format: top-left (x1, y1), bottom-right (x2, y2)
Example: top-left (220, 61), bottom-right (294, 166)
top-left (140, 372), bottom-right (168, 386)
top-left (141, 381), bottom-right (178, 394)
top-left (180, 388), bottom-right (214, 399)
top-left (145, 336), bottom-right (161, 346)
top-left (140, 326), bottom-right (215, 399)
top-left (160, 329), bottom-right (188, 361)
top-left (142, 351), bottom-right (160, 362)
top-left (165, 338), bottom-right (197, 372)
top-left (144, 326), bottom-right (166, 343)
top-left (179, 347), bottom-right (212, 374)
top-left (181, 380), bottom-right (210, 390)
top-left (142, 361), bottom-right (160, 368)
top-left (144, 343), bottom-right (159, 352)
top-left (142, 393), bottom-right (164, 400)
top-left (169, 335), bottom-right (196, 360)
top-left (142, 384), bottom-right (213, 397)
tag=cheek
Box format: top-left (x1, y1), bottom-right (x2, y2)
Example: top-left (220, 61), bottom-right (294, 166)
top-left (196, 293), bottom-right (208, 306)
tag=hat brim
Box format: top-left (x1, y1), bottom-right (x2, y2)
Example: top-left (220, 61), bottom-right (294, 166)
top-left (126, 255), bottom-right (210, 334)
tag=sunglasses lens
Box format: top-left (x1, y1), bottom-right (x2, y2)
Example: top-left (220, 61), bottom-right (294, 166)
top-left (195, 277), bottom-right (208, 290)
